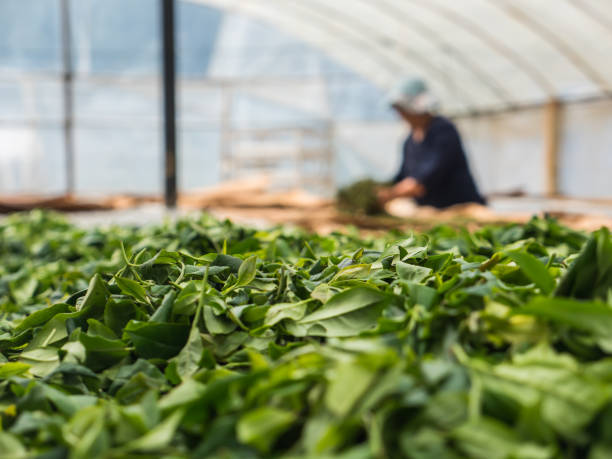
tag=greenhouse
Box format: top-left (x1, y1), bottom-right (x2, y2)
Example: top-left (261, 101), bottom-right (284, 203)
top-left (0, 1), bottom-right (612, 457)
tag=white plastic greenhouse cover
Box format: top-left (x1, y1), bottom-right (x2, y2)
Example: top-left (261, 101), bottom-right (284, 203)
top-left (189, 0), bottom-right (612, 114)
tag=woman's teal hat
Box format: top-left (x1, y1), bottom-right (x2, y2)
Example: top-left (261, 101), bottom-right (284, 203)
top-left (387, 77), bottom-right (439, 114)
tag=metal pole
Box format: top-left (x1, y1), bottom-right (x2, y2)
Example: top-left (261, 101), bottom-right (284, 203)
top-left (60, 0), bottom-right (74, 195)
top-left (219, 84), bottom-right (232, 181)
top-left (161, 0), bottom-right (177, 208)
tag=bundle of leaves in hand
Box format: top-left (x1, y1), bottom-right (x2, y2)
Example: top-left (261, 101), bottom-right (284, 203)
top-left (337, 178), bottom-right (388, 215)
top-left (1, 211), bottom-right (612, 458)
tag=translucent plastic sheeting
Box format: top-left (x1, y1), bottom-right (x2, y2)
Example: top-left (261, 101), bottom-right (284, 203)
top-left (0, 76), bottom-right (65, 194)
top-left (456, 111), bottom-right (546, 196)
top-left (557, 99), bottom-right (612, 198)
top-left (0, 127), bottom-right (65, 194)
top-left (191, 0), bottom-right (612, 114)
top-left (457, 99), bottom-right (612, 199)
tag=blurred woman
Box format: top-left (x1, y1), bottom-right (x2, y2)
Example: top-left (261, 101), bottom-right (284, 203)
top-left (378, 78), bottom-right (485, 209)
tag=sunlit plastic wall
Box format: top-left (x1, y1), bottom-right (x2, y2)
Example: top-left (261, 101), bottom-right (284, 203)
top-left (456, 99), bottom-right (612, 199)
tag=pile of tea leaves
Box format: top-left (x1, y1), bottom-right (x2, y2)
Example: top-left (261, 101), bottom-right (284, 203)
top-left (1, 211), bottom-right (612, 458)
top-left (336, 179), bottom-right (387, 215)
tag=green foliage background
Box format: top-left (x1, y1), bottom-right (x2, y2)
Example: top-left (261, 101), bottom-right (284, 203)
top-left (0, 211), bottom-right (611, 458)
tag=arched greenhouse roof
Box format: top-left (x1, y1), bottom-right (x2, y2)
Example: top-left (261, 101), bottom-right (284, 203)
top-left (190, 0), bottom-right (612, 115)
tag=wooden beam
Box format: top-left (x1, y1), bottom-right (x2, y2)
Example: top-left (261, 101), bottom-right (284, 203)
top-left (544, 99), bottom-right (562, 196)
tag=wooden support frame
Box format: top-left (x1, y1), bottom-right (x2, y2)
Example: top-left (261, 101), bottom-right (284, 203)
top-left (544, 99), bottom-right (562, 196)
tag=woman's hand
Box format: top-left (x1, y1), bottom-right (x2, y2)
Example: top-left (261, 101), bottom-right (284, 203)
top-left (379, 178), bottom-right (425, 205)
top-left (377, 186), bottom-right (395, 205)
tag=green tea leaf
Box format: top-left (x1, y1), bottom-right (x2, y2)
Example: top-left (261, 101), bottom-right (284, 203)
top-left (291, 287), bottom-right (388, 337)
top-left (14, 303), bottom-right (71, 333)
top-left (115, 277), bottom-right (148, 303)
top-left (0, 362), bottom-right (30, 379)
top-left (517, 297), bottom-right (612, 351)
top-left (506, 250), bottom-right (555, 294)
top-left (237, 407), bottom-right (295, 453)
top-left (237, 255), bottom-right (257, 285)
top-left (124, 321), bottom-right (190, 359)
top-left (123, 409), bottom-right (184, 452)
top-left (396, 261), bottom-right (432, 283)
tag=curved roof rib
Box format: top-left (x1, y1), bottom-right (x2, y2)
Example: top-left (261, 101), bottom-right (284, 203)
top-left (493, 1), bottom-right (612, 96)
top-left (189, 0), bottom-right (612, 113)
top-left (405, 0), bottom-right (556, 98)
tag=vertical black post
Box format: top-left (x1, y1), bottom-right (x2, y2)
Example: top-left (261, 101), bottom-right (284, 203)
top-left (161, 0), bottom-right (177, 208)
top-left (60, 0), bottom-right (74, 195)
